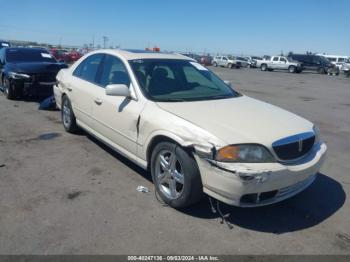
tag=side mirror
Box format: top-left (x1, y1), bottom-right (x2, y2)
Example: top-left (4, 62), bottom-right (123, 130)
top-left (106, 84), bottom-right (131, 97)
top-left (224, 80), bottom-right (232, 87)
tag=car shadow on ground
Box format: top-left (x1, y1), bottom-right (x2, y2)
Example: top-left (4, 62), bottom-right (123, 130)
top-left (181, 173), bottom-right (346, 234)
top-left (87, 135), bottom-right (152, 183)
top-left (85, 133), bottom-right (346, 234)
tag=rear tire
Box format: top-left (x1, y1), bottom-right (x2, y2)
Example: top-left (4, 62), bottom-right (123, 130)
top-left (261, 64), bottom-right (267, 71)
top-left (150, 142), bottom-right (203, 209)
top-left (318, 67), bottom-right (326, 74)
top-left (61, 95), bottom-right (79, 133)
top-left (213, 62), bottom-right (218, 67)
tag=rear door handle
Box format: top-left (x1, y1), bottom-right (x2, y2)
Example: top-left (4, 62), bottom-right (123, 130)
top-left (94, 98), bottom-right (103, 105)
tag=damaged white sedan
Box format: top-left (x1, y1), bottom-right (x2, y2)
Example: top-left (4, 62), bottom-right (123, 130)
top-left (54, 49), bottom-right (327, 208)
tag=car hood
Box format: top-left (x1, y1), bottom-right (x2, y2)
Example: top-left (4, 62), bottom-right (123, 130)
top-left (156, 96), bottom-right (314, 147)
top-left (7, 62), bottom-right (67, 74)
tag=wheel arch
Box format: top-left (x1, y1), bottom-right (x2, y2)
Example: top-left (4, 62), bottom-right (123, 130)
top-left (145, 132), bottom-right (194, 170)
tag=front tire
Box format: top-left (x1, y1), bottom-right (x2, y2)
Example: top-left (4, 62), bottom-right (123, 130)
top-left (151, 142), bottom-right (203, 209)
top-left (213, 62), bottom-right (218, 67)
top-left (227, 63), bottom-right (233, 69)
top-left (4, 78), bottom-right (17, 100)
top-left (288, 65), bottom-right (296, 73)
top-left (61, 95), bottom-right (79, 133)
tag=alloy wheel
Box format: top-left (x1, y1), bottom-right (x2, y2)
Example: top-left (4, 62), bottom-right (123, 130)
top-left (62, 99), bottom-right (72, 128)
top-left (155, 150), bottom-right (185, 199)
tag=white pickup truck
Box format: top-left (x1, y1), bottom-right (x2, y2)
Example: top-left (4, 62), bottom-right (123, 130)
top-left (260, 56), bottom-right (303, 73)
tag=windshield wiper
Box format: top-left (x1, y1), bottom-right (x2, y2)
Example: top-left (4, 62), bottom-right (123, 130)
top-left (208, 95), bottom-right (232, 100)
top-left (157, 98), bottom-right (187, 102)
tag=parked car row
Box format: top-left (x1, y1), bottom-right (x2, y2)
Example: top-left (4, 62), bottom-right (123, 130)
top-left (0, 48), bottom-right (327, 209)
top-left (50, 48), bottom-right (83, 64)
top-left (209, 52), bottom-right (349, 77)
top-left (180, 50), bottom-right (350, 77)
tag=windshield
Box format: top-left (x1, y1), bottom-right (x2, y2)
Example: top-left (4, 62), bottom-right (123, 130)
top-left (129, 59), bottom-right (239, 102)
top-left (6, 48), bottom-right (57, 63)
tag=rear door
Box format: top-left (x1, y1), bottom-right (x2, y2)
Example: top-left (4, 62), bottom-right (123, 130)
top-left (68, 53), bottom-right (104, 128)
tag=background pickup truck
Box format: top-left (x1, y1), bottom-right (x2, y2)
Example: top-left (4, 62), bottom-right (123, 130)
top-left (260, 56), bottom-right (303, 73)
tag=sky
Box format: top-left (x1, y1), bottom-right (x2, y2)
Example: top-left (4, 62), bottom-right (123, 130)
top-left (0, 0), bottom-right (349, 55)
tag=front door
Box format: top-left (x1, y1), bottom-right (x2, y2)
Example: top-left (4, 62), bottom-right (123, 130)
top-left (91, 54), bottom-right (146, 156)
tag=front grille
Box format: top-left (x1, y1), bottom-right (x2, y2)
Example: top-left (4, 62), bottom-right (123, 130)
top-left (272, 133), bottom-right (315, 161)
top-left (32, 73), bottom-right (57, 83)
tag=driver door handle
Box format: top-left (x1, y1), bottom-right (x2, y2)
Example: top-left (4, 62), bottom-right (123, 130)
top-left (94, 98), bottom-right (103, 105)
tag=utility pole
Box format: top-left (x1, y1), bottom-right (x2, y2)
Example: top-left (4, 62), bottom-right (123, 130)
top-left (102, 36), bottom-right (109, 49)
top-left (92, 34), bottom-right (95, 49)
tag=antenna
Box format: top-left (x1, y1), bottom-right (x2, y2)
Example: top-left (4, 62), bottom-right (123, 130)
top-left (102, 36), bottom-right (109, 49)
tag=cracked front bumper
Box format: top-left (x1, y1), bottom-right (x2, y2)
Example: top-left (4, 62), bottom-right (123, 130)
top-left (195, 142), bottom-right (327, 207)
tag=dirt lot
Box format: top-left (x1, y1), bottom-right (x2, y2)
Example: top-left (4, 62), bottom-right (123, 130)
top-left (0, 68), bottom-right (349, 254)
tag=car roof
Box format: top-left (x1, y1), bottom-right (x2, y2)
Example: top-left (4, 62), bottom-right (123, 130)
top-left (88, 49), bottom-right (193, 61)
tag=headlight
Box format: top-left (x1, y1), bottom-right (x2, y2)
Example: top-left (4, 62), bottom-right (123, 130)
top-left (9, 72), bottom-right (31, 79)
top-left (216, 144), bottom-right (275, 163)
top-left (313, 125), bottom-right (321, 143)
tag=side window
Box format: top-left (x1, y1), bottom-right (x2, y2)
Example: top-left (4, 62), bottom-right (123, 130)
top-left (338, 58), bottom-right (345, 63)
top-left (73, 54), bottom-right (104, 83)
top-left (223, 57), bottom-right (227, 61)
top-left (97, 55), bottom-right (130, 87)
top-left (273, 57), bottom-right (279, 61)
top-left (312, 56), bottom-right (321, 64)
top-left (305, 56), bottom-right (312, 63)
top-left (280, 57), bottom-right (287, 62)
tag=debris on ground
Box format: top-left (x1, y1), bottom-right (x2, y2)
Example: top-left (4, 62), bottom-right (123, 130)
top-left (37, 133), bottom-right (61, 140)
top-left (0, 164), bottom-right (5, 168)
top-left (209, 197), bottom-right (233, 229)
top-left (39, 95), bottom-right (57, 110)
top-left (67, 191), bottom-right (81, 200)
top-left (136, 185), bottom-right (150, 193)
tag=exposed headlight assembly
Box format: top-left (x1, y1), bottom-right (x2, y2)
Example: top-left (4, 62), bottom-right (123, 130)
top-left (9, 72), bottom-right (31, 79)
top-left (216, 144), bottom-right (275, 163)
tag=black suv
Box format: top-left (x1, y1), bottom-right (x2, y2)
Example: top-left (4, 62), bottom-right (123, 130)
top-left (0, 47), bottom-right (68, 100)
top-left (288, 54), bottom-right (338, 75)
